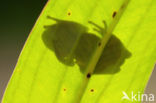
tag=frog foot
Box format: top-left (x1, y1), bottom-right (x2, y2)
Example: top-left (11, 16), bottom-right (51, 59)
top-left (88, 20), bottom-right (107, 36)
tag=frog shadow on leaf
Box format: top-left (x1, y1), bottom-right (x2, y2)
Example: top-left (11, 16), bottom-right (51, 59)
top-left (42, 16), bottom-right (131, 74)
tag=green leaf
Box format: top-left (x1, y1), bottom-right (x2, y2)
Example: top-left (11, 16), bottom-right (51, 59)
top-left (2, 0), bottom-right (156, 103)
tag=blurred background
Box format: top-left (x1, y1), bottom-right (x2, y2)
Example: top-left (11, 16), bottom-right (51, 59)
top-left (0, 0), bottom-right (155, 102)
top-left (0, 0), bottom-right (47, 101)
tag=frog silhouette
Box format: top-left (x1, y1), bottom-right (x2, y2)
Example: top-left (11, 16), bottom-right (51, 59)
top-left (42, 16), bottom-right (131, 74)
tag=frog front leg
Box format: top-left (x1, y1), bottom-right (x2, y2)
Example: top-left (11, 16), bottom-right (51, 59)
top-left (88, 20), bottom-right (107, 36)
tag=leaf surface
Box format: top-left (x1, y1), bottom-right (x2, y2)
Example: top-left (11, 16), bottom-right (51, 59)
top-left (2, 0), bottom-right (156, 103)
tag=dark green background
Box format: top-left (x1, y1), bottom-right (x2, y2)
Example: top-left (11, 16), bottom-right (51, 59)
top-left (0, 0), bottom-right (155, 102)
top-left (0, 0), bottom-right (47, 100)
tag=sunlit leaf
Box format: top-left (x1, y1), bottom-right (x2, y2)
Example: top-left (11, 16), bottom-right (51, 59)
top-left (2, 0), bottom-right (156, 103)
